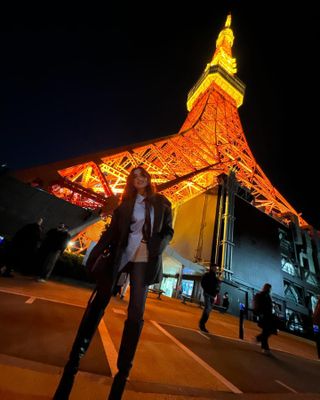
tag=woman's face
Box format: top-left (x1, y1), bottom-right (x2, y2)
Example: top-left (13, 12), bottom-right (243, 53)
top-left (132, 168), bottom-right (149, 193)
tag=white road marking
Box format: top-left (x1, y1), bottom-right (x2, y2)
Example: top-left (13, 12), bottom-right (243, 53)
top-left (275, 379), bottom-right (297, 393)
top-left (197, 331), bottom-right (210, 339)
top-left (150, 320), bottom-right (242, 394)
top-left (112, 308), bottom-right (126, 315)
top-left (1, 286), bottom-right (119, 377)
top-left (25, 297), bottom-right (36, 304)
top-left (98, 319), bottom-right (118, 377)
top-left (0, 287), bottom-right (85, 308)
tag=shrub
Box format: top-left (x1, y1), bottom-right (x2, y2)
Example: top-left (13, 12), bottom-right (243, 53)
top-left (52, 252), bottom-right (92, 283)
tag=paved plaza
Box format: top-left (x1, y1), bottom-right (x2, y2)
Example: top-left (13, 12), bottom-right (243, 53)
top-left (0, 275), bottom-right (319, 400)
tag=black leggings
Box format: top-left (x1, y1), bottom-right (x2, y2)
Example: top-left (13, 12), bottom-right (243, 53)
top-left (94, 261), bottom-right (149, 322)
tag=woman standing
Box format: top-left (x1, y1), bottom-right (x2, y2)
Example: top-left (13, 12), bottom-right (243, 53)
top-left (53, 166), bottom-right (174, 400)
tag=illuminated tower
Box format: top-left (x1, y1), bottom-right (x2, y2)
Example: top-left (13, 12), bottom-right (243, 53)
top-left (14, 15), bottom-right (308, 264)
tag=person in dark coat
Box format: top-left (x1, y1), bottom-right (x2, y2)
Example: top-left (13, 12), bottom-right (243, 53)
top-left (53, 166), bottom-right (174, 400)
top-left (222, 292), bottom-right (230, 311)
top-left (313, 295), bottom-right (320, 327)
top-left (253, 283), bottom-right (275, 354)
top-left (0, 237), bottom-right (13, 277)
top-left (37, 223), bottom-right (71, 282)
top-left (199, 264), bottom-right (221, 333)
top-left (0, 218), bottom-right (43, 277)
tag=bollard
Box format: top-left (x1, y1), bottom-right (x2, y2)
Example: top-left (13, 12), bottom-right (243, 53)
top-left (239, 302), bottom-right (245, 340)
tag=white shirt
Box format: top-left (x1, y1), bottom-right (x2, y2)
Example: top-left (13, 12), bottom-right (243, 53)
top-left (119, 194), bottom-right (154, 270)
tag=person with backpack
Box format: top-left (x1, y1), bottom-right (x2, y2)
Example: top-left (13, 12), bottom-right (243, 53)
top-left (199, 263), bottom-right (221, 333)
top-left (313, 295), bottom-right (320, 327)
top-left (253, 283), bottom-right (276, 354)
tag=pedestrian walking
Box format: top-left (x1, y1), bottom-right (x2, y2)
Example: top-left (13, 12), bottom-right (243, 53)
top-left (222, 291), bottom-right (230, 311)
top-left (53, 166), bottom-right (174, 400)
top-left (313, 295), bottom-right (320, 358)
top-left (313, 295), bottom-right (320, 327)
top-left (0, 237), bottom-right (13, 277)
top-left (253, 283), bottom-right (277, 354)
top-left (37, 223), bottom-right (71, 282)
top-left (0, 217), bottom-right (44, 277)
top-left (199, 263), bottom-right (221, 333)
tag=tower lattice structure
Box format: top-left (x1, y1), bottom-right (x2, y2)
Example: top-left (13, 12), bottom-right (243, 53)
top-left (37, 15), bottom-right (306, 252)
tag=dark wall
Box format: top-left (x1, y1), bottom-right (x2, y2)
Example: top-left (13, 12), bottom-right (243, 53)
top-left (0, 174), bottom-right (100, 238)
top-left (232, 196), bottom-right (284, 297)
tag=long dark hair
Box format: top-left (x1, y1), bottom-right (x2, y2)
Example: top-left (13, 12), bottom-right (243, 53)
top-left (121, 166), bottom-right (156, 202)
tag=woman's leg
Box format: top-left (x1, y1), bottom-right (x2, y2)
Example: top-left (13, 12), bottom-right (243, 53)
top-left (53, 284), bottom-right (113, 400)
top-left (108, 262), bottom-right (148, 400)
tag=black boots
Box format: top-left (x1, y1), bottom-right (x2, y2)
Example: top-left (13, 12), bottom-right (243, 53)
top-left (107, 372), bottom-right (128, 400)
top-left (53, 288), bottom-right (144, 400)
top-left (53, 292), bottom-right (106, 400)
top-left (107, 319), bottom-right (144, 400)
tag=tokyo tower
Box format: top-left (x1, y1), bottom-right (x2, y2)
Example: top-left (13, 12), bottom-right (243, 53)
top-left (15, 15), bottom-right (307, 261)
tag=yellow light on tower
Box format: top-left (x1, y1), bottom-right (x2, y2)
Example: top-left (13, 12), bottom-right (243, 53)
top-left (187, 13), bottom-right (245, 111)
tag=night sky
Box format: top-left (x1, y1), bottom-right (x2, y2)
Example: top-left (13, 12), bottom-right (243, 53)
top-left (1, 2), bottom-right (319, 228)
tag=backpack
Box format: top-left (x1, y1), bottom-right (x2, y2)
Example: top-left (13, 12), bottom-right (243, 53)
top-left (253, 292), bottom-right (263, 315)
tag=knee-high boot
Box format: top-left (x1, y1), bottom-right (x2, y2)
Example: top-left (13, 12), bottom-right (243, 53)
top-left (107, 319), bottom-right (144, 400)
top-left (53, 291), bottom-right (107, 400)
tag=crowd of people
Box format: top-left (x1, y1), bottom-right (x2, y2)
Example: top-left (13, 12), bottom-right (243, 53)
top-left (0, 220), bottom-right (71, 282)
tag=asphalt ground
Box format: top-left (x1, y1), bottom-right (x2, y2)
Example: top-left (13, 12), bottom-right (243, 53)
top-left (0, 291), bottom-right (109, 375)
top-left (0, 274), bottom-right (320, 400)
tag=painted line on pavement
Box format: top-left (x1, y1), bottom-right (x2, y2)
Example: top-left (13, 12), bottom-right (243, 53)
top-left (150, 320), bottom-right (242, 394)
top-left (0, 287), bottom-right (86, 308)
top-left (157, 321), bottom-right (209, 339)
top-left (156, 321), bottom-right (318, 361)
top-left (25, 296), bottom-right (36, 304)
top-left (275, 379), bottom-right (297, 393)
top-left (160, 320), bottom-right (247, 344)
top-left (197, 331), bottom-right (210, 340)
top-left (112, 308), bottom-right (126, 315)
top-left (1, 286), bottom-right (118, 376)
top-left (98, 319), bottom-right (118, 377)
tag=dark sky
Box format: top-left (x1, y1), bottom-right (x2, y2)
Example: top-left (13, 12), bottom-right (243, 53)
top-left (1, 2), bottom-right (319, 228)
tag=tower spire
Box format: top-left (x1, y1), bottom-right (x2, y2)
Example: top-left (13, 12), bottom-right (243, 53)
top-left (209, 13), bottom-right (237, 75)
top-left (186, 13), bottom-right (245, 111)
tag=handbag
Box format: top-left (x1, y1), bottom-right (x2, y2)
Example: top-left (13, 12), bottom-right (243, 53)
top-left (87, 246), bottom-right (114, 284)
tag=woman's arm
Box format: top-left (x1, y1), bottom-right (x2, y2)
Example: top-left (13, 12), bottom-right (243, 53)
top-left (86, 208), bottom-right (119, 270)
